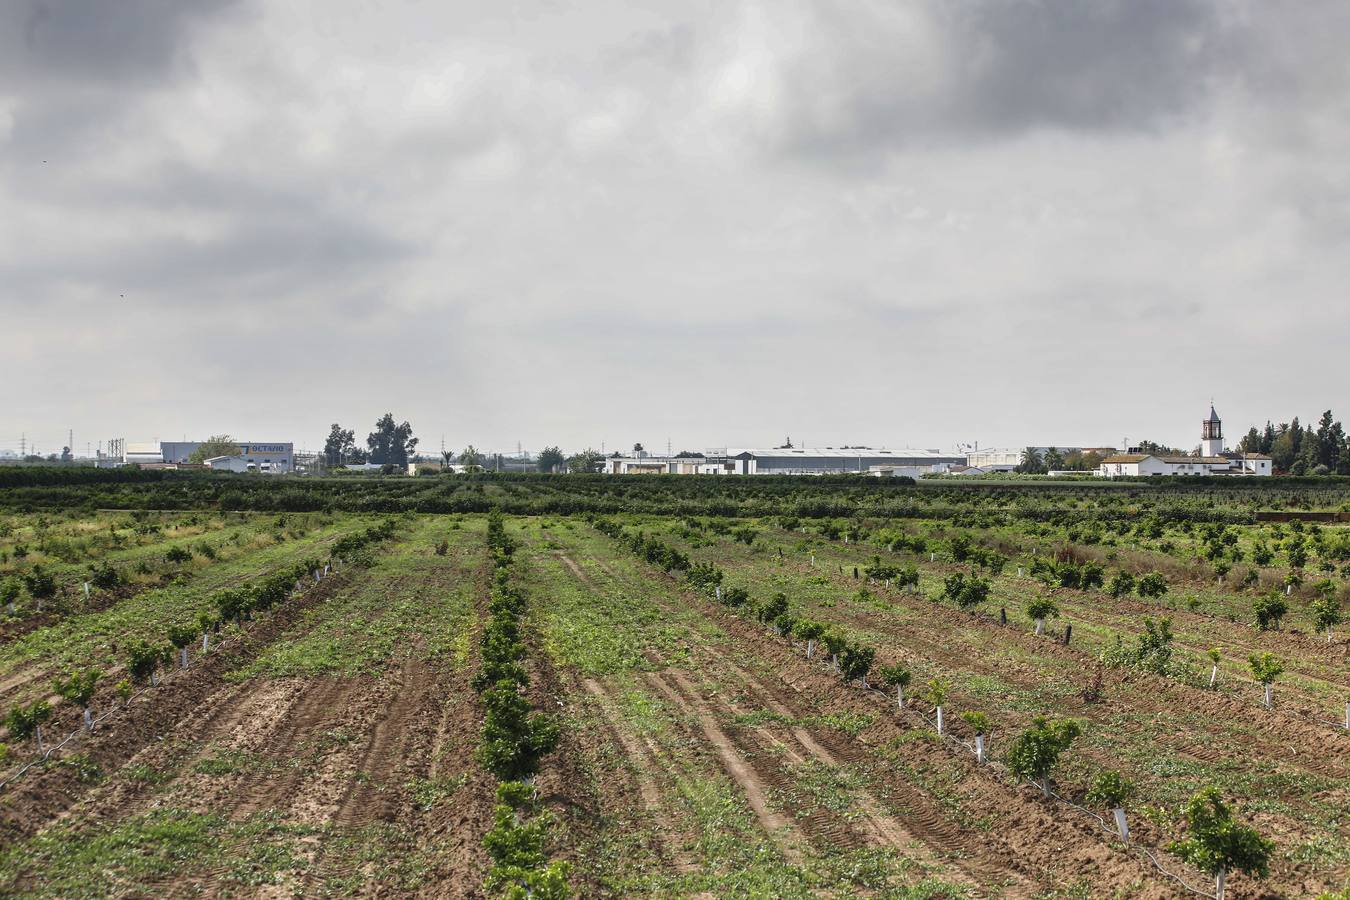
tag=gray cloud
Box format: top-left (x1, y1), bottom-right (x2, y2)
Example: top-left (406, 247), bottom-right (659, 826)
top-left (3, 0), bottom-right (238, 86)
top-left (2, 0), bottom-right (1349, 457)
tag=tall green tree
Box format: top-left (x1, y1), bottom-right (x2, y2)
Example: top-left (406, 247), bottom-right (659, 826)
top-left (566, 449), bottom-right (605, 473)
top-left (367, 414), bottom-right (418, 467)
top-left (1043, 447), bottom-right (1065, 470)
top-left (1017, 447), bottom-right (1045, 475)
top-left (536, 446), bottom-right (565, 473)
top-left (323, 423), bottom-right (363, 466)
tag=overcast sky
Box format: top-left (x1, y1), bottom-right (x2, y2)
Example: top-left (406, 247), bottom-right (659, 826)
top-left (3, 0), bottom-right (1347, 458)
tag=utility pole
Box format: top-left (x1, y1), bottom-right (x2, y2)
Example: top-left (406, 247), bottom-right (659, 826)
top-left (20, 433), bottom-right (25, 457)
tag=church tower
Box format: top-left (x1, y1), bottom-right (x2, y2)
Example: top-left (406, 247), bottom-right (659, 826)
top-left (1201, 404), bottom-right (1223, 457)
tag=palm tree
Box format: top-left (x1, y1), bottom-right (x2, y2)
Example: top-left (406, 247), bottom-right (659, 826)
top-left (1018, 447), bottom-right (1045, 474)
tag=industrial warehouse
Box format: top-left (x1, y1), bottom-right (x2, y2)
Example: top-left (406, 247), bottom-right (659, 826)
top-left (604, 447), bottom-right (967, 477)
top-left (100, 439), bottom-right (296, 472)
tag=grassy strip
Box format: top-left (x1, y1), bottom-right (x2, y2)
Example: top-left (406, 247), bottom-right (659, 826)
top-left (232, 518), bottom-right (480, 679)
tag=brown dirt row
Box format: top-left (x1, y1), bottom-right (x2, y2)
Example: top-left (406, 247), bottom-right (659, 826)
top-left (0, 567), bottom-right (358, 845)
top-left (579, 677), bottom-right (700, 875)
top-left (2, 534), bottom-right (502, 900)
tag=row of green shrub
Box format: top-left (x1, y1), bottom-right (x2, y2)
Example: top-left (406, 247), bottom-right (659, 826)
top-left (477, 510), bottom-right (568, 899)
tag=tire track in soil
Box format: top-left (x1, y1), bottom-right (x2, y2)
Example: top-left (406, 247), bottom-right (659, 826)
top-left (327, 658), bottom-right (439, 828)
top-left (574, 544), bottom-right (1181, 898)
top-left (211, 676), bottom-right (361, 821)
top-left (580, 677), bottom-right (700, 875)
top-left (578, 549), bottom-right (1032, 891)
top-left (682, 654), bottom-right (1025, 894)
top-left (642, 669), bottom-right (808, 866)
top-left (562, 547), bottom-right (993, 883)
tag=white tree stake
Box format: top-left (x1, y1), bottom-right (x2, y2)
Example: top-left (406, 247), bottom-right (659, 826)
top-left (935, 706), bottom-right (944, 734)
top-left (975, 733), bottom-right (985, 763)
top-left (202, 632), bottom-right (210, 652)
top-left (1113, 808), bottom-right (1129, 842)
top-left (180, 647), bottom-right (189, 669)
top-left (35, 725), bottom-right (44, 756)
top-left (1209, 665), bottom-right (1218, 689)
top-left (1034, 618), bottom-right (1044, 636)
top-left (83, 581), bottom-right (90, 599)
top-left (896, 685), bottom-right (904, 708)
top-left (1263, 683), bottom-right (1272, 709)
top-left (806, 639), bottom-right (815, 659)
top-left (83, 707), bottom-right (93, 731)
top-left (1216, 867), bottom-right (1226, 900)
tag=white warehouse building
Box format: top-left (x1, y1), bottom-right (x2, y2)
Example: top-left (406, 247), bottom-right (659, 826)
top-left (604, 447), bottom-right (965, 476)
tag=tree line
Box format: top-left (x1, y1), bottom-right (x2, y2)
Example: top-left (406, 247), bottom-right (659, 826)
top-left (1237, 411), bottom-right (1348, 475)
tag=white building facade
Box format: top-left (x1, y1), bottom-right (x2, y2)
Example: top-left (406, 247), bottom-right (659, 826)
top-left (1097, 407), bottom-right (1272, 477)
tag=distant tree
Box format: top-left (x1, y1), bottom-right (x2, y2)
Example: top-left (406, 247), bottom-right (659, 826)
top-left (1017, 447), bottom-right (1046, 475)
top-left (1236, 427), bottom-right (1263, 455)
top-left (461, 445), bottom-right (483, 471)
top-left (566, 449), bottom-right (605, 473)
top-left (1133, 439), bottom-right (1177, 456)
top-left (1168, 786), bottom-right (1273, 900)
top-left (536, 446), bottom-right (566, 474)
top-left (1315, 410), bottom-right (1345, 473)
top-left (1043, 447), bottom-right (1065, 471)
top-left (367, 414), bottom-right (417, 467)
top-left (60, 446), bottom-right (73, 463)
top-left (633, 442), bottom-right (645, 455)
top-left (188, 435), bottom-right (241, 464)
top-left (674, 450), bottom-right (705, 458)
top-left (323, 424), bottom-right (360, 466)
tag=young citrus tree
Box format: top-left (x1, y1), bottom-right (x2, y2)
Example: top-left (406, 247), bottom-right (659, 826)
top-left (960, 710), bottom-right (990, 762)
top-left (1206, 648), bottom-right (1223, 689)
top-left (878, 664), bottom-right (911, 708)
top-left (4, 699), bottom-right (53, 752)
top-left (1252, 592), bottom-right (1289, 632)
top-left (53, 668), bottom-right (102, 730)
top-left (1107, 571), bottom-right (1135, 599)
top-left (793, 619), bottom-right (826, 659)
top-left (926, 677), bottom-right (950, 733)
top-left (1005, 715), bottom-right (1082, 796)
top-left (1136, 572), bottom-right (1168, 600)
top-left (168, 623), bottom-right (197, 669)
top-left (1026, 597), bottom-right (1058, 636)
top-left (1310, 591), bottom-right (1343, 643)
top-left (1168, 786), bottom-right (1273, 900)
top-left (838, 644), bottom-right (875, 688)
top-left (1086, 770), bottom-right (1134, 840)
top-left (1248, 652), bottom-right (1284, 709)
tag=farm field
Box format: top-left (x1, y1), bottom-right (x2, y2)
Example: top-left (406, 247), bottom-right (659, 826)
top-left (0, 476), bottom-right (1346, 898)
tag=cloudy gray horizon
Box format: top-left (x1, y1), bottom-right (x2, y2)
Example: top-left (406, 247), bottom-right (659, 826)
top-left (3, 0), bottom-right (1348, 459)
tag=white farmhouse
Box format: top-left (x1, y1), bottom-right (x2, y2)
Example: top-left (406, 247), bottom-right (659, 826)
top-left (1097, 406), bottom-right (1272, 477)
